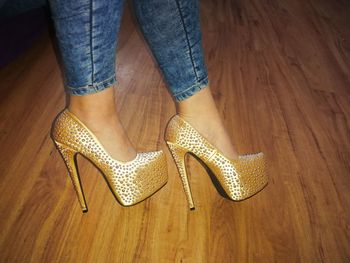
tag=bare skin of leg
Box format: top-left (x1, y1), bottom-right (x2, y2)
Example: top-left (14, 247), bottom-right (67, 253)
top-left (176, 86), bottom-right (239, 159)
top-left (68, 85), bottom-right (237, 161)
top-left (68, 86), bottom-right (137, 162)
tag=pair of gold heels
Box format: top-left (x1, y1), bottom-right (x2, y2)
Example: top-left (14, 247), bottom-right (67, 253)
top-left (51, 109), bottom-right (268, 212)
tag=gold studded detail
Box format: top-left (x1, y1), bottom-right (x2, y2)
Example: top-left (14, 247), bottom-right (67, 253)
top-left (165, 115), bottom-right (268, 203)
top-left (52, 109), bottom-right (168, 207)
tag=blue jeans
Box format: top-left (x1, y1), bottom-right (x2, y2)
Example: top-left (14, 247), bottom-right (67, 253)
top-left (48, 0), bottom-right (209, 101)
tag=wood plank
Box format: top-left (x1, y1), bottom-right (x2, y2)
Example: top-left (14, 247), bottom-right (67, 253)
top-left (0, 0), bottom-right (349, 262)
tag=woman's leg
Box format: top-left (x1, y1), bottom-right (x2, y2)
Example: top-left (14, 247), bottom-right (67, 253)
top-left (49, 0), bottom-right (136, 161)
top-left (133, 0), bottom-right (238, 159)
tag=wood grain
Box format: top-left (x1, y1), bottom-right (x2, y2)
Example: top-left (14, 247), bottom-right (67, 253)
top-left (1, 0), bottom-right (350, 262)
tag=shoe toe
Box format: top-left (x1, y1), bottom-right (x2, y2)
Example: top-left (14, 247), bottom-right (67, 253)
top-left (134, 150), bottom-right (168, 201)
top-left (149, 150), bottom-right (168, 184)
top-left (234, 152), bottom-right (268, 199)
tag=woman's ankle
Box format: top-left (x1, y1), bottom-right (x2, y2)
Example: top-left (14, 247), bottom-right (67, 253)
top-left (68, 87), bottom-right (119, 122)
top-left (175, 86), bottom-right (239, 159)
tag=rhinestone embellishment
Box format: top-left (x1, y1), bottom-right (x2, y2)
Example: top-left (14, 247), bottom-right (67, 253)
top-left (165, 115), bottom-right (268, 202)
top-left (52, 109), bottom-right (168, 206)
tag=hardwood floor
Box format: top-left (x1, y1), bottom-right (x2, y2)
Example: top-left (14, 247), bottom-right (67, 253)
top-left (1, 0), bottom-right (350, 262)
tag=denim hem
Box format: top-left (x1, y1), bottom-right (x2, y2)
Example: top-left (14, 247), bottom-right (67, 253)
top-left (173, 77), bottom-right (209, 101)
top-left (65, 74), bottom-right (117, 96)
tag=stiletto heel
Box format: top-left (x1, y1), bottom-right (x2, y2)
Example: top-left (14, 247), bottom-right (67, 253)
top-left (51, 108), bottom-right (168, 212)
top-left (165, 115), bottom-right (268, 210)
top-left (54, 141), bottom-right (88, 212)
top-left (166, 142), bottom-right (195, 210)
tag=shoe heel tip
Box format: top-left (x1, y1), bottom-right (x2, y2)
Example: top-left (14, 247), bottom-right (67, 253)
top-left (190, 207), bottom-right (196, 211)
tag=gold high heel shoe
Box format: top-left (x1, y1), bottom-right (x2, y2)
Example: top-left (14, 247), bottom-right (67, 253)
top-left (165, 115), bottom-right (268, 210)
top-left (51, 109), bottom-right (168, 212)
